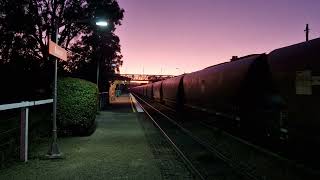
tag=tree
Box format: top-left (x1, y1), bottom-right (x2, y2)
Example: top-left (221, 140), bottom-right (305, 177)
top-left (68, 30), bottom-right (123, 91)
top-left (0, 0), bottom-right (124, 102)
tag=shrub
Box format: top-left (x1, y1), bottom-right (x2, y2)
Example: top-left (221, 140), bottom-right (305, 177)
top-left (57, 77), bottom-right (98, 136)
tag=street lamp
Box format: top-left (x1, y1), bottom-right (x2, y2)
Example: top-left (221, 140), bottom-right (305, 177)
top-left (46, 13), bottom-right (108, 159)
top-left (95, 18), bottom-right (109, 92)
top-left (96, 20), bottom-right (108, 27)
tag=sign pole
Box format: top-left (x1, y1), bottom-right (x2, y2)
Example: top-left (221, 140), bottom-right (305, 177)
top-left (47, 24), bottom-right (63, 159)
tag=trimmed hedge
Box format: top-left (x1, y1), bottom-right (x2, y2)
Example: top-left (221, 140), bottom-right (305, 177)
top-left (57, 77), bottom-right (98, 136)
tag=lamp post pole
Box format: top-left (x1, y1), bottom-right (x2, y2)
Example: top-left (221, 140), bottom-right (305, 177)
top-left (47, 24), bottom-right (62, 159)
top-left (97, 59), bottom-right (100, 90)
top-left (95, 18), bottom-right (108, 93)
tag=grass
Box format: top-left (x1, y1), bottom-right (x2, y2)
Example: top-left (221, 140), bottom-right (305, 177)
top-left (0, 111), bottom-right (162, 180)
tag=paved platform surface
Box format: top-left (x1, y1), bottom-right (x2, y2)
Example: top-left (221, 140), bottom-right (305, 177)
top-left (0, 94), bottom-right (162, 180)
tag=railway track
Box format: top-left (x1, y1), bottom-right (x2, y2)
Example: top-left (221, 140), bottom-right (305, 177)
top-left (133, 93), bottom-right (320, 180)
top-left (134, 93), bottom-right (257, 180)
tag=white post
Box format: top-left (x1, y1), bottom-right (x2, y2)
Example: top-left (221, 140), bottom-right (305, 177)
top-left (20, 107), bottom-right (29, 162)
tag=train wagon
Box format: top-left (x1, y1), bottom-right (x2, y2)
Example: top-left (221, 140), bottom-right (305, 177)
top-left (162, 75), bottom-right (184, 108)
top-left (141, 85), bottom-right (147, 97)
top-left (182, 54), bottom-right (273, 137)
top-left (130, 87), bottom-right (137, 94)
top-left (145, 83), bottom-right (153, 99)
top-left (153, 81), bottom-right (163, 102)
top-left (133, 86), bottom-right (144, 96)
top-left (267, 38), bottom-right (320, 149)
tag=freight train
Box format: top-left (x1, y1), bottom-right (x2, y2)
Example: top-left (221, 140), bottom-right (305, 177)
top-left (131, 38), bottom-right (320, 158)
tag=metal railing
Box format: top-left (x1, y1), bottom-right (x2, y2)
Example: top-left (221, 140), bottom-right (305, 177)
top-left (0, 99), bottom-right (53, 162)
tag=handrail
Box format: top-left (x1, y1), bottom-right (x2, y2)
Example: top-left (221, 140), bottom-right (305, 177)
top-left (0, 99), bottom-right (53, 111)
top-left (0, 99), bottom-right (53, 162)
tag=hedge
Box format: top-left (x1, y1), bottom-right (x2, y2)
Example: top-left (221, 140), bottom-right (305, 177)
top-left (57, 77), bottom-right (98, 136)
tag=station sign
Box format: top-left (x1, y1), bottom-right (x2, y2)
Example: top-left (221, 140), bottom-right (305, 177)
top-left (49, 40), bottom-right (67, 61)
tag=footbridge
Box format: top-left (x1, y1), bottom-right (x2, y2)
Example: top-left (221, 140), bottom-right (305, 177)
top-left (120, 74), bottom-right (175, 82)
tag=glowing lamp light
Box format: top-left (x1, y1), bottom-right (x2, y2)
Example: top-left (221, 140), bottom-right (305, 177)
top-left (95, 20), bottom-right (108, 27)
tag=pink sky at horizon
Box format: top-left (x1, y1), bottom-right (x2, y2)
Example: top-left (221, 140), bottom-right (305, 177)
top-left (115, 0), bottom-right (320, 75)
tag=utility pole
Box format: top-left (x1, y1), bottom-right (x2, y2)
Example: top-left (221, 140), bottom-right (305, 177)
top-left (304, 24), bottom-right (310, 42)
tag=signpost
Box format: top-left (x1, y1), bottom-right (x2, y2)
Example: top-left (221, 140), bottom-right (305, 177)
top-left (49, 40), bottom-right (67, 61)
top-left (47, 37), bottom-right (66, 159)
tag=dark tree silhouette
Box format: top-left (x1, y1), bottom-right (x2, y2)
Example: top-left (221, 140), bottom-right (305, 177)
top-left (68, 30), bottom-right (123, 91)
top-left (0, 0), bottom-right (124, 103)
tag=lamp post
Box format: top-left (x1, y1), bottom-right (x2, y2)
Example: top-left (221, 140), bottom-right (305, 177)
top-left (97, 58), bottom-right (100, 90)
top-left (95, 19), bottom-right (109, 91)
top-left (46, 11), bottom-right (108, 159)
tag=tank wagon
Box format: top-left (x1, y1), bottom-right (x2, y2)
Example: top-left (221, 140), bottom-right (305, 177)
top-left (267, 39), bottom-right (320, 149)
top-left (130, 38), bottom-right (320, 154)
top-left (183, 54), bottom-right (273, 137)
top-left (153, 81), bottom-right (163, 102)
top-left (131, 85), bottom-right (145, 96)
top-left (161, 75), bottom-right (184, 109)
top-left (145, 83), bottom-right (153, 99)
top-left (130, 87), bottom-right (138, 95)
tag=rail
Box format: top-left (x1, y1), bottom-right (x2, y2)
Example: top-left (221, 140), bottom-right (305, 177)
top-left (132, 93), bottom-right (205, 180)
top-left (0, 99), bottom-right (53, 162)
top-left (133, 94), bottom-right (320, 179)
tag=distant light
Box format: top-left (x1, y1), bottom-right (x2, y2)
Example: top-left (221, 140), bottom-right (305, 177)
top-left (131, 80), bottom-right (149, 84)
top-left (95, 21), bottom-right (108, 27)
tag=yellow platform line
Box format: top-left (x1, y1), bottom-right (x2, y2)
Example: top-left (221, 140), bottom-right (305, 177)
top-left (130, 95), bottom-right (136, 113)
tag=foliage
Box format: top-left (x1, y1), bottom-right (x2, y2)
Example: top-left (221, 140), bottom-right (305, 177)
top-left (0, 0), bottom-right (124, 103)
top-left (68, 30), bottom-right (123, 91)
top-left (57, 77), bottom-right (98, 135)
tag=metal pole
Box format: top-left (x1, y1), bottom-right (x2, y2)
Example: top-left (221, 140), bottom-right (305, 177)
top-left (97, 59), bottom-right (100, 89)
top-left (47, 23), bottom-right (62, 159)
top-left (97, 58), bottom-right (100, 111)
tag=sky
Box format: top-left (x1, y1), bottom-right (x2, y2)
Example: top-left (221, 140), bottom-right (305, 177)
top-left (115, 0), bottom-right (320, 75)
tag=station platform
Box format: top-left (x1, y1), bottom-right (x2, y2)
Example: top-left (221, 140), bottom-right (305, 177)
top-left (0, 94), bottom-right (164, 180)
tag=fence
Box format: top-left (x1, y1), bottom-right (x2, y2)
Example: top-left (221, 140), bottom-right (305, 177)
top-left (0, 99), bottom-right (53, 162)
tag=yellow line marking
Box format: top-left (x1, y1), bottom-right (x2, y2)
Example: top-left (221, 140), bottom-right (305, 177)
top-left (130, 95), bottom-right (136, 113)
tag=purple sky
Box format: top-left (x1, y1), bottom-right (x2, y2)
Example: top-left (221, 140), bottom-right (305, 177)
top-left (115, 0), bottom-right (320, 75)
